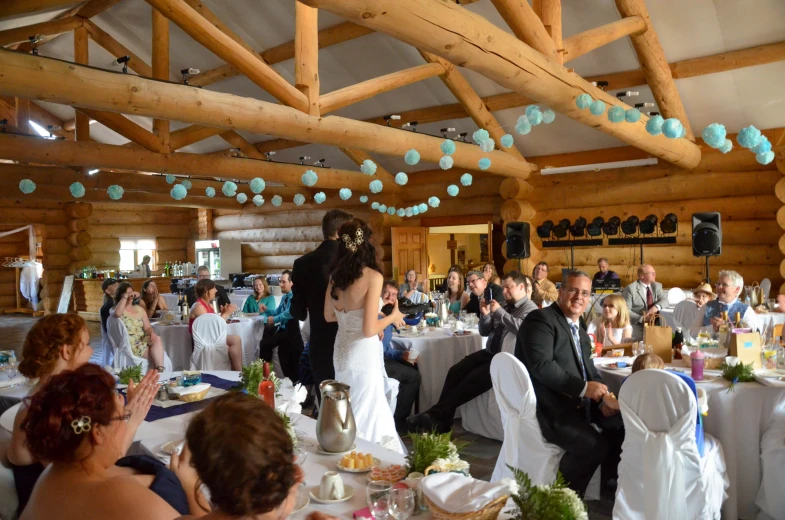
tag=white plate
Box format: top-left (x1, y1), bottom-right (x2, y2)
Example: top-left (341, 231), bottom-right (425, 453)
top-left (337, 457), bottom-right (380, 473)
top-left (292, 488), bottom-right (310, 512)
top-left (757, 369), bottom-right (785, 378)
top-left (227, 317), bottom-right (250, 323)
top-left (309, 484), bottom-right (355, 504)
top-left (315, 443), bottom-right (356, 455)
top-left (396, 330), bottom-right (424, 338)
top-left (693, 375), bottom-right (717, 383)
top-left (160, 440), bottom-right (184, 455)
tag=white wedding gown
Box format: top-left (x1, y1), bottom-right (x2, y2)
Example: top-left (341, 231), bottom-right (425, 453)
top-left (333, 306), bottom-right (405, 454)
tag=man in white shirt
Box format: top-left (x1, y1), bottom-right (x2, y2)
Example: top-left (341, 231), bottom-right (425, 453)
top-left (690, 270), bottom-right (758, 337)
top-left (622, 264), bottom-right (667, 340)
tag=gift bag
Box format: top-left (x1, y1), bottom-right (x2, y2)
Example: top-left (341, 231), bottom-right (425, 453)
top-left (729, 332), bottom-right (762, 369)
top-left (643, 314), bottom-right (672, 363)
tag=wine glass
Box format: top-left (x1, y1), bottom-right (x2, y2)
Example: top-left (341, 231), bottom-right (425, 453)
top-left (6, 363), bottom-right (18, 380)
top-left (388, 487), bottom-right (415, 520)
top-left (366, 480), bottom-right (392, 520)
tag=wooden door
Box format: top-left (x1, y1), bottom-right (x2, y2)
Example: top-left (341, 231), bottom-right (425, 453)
top-left (392, 227), bottom-right (428, 288)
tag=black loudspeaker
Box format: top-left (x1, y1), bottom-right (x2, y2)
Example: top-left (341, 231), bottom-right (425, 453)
top-left (692, 212), bottom-right (722, 257)
top-left (506, 222), bottom-right (530, 259)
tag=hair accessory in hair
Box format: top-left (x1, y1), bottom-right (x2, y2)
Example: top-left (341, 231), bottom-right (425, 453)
top-left (342, 228), bottom-right (364, 253)
top-left (71, 416), bottom-right (92, 435)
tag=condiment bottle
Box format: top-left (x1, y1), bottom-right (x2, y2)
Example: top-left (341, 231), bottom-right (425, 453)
top-left (257, 362), bottom-right (276, 408)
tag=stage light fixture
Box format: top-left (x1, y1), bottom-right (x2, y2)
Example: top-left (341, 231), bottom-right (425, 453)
top-left (587, 217), bottom-right (604, 237)
top-left (569, 217), bottom-right (587, 238)
top-left (536, 220), bottom-right (553, 239)
top-left (661, 213), bottom-right (678, 234)
top-left (621, 216), bottom-right (639, 236)
top-left (552, 220), bottom-right (569, 238)
top-left (602, 216), bottom-right (621, 236)
top-left (639, 214), bottom-right (658, 234)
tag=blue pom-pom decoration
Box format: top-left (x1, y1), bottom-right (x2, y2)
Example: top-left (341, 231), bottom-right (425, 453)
top-left (387, 207), bottom-right (396, 216)
top-left (757, 151), bottom-right (775, 165)
top-left (645, 115), bottom-right (664, 136)
top-left (19, 179), bottom-right (36, 194)
top-left (404, 149), bottom-right (420, 165)
top-left (441, 139), bottom-right (456, 156)
top-left (412, 206), bottom-right (420, 216)
top-left (527, 108), bottom-right (543, 126)
top-left (472, 129), bottom-right (490, 144)
top-left (542, 109), bottom-right (556, 124)
top-left (171, 184), bottom-right (187, 200)
top-left (525, 105), bottom-right (540, 117)
top-left (428, 196), bottom-right (440, 208)
top-left (737, 125), bottom-right (762, 149)
top-left (205, 187), bottom-right (216, 197)
top-left (107, 185), bottom-right (124, 200)
top-left (70, 182), bottom-right (85, 198)
top-left (179, 180), bottom-right (191, 190)
top-left (500, 134), bottom-right (514, 148)
top-left (662, 118), bottom-right (683, 139)
top-left (701, 123), bottom-right (726, 149)
top-left (478, 158), bottom-right (491, 171)
top-left (371, 202), bottom-right (380, 209)
top-left (253, 195), bottom-right (264, 206)
top-left (608, 106), bottom-right (625, 123)
top-left (165, 174), bottom-right (176, 184)
top-left (293, 194), bottom-right (306, 206)
top-left (405, 207), bottom-right (414, 218)
top-left (272, 195), bottom-right (283, 207)
top-left (625, 108), bottom-right (642, 123)
top-left (461, 173), bottom-right (473, 186)
top-left (718, 139), bottom-right (733, 154)
top-left (339, 188), bottom-right (352, 200)
top-left (250, 177), bottom-right (266, 193)
top-left (237, 193), bottom-right (248, 204)
top-left (575, 93), bottom-right (592, 109)
top-left (360, 195), bottom-right (368, 203)
top-left (515, 116), bottom-right (532, 135)
top-left (589, 100), bottom-right (606, 116)
top-left (395, 172), bottom-right (408, 185)
top-left (314, 192), bottom-right (326, 204)
top-left (481, 139), bottom-right (496, 153)
top-left (396, 208), bottom-right (406, 217)
top-left (369, 180), bottom-right (383, 193)
top-left (222, 181), bottom-right (238, 197)
top-left (302, 170), bottom-right (318, 187)
top-left (447, 185), bottom-right (459, 197)
top-left (752, 137), bottom-right (772, 155)
top-left (379, 204), bottom-right (387, 213)
top-left (439, 156), bottom-right (454, 170)
top-left (418, 203), bottom-right (428, 213)
top-left (360, 159), bottom-right (377, 176)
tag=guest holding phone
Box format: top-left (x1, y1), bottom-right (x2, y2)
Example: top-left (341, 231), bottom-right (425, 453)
top-left (114, 282), bottom-right (166, 371)
top-left (463, 270), bottom-right (503, 317)
top-left (139, 279), bottom-right (169, 319)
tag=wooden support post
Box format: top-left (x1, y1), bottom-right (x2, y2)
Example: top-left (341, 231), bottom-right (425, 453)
top-left (14, 98), bottom-right (30, 134)
top-left (540, 0), bottom-right (562, 63)
top-left (77, 108), bottom-right (164, 152)
top-left (152, 8), bottom-right (171, 152)
top-left (73, 25), bottom-right (89, 142)
top-left (295, 1), bottom-right (320, 116)
top-left (170, 125), bottom-right (225, 150)
top-left (0, 0), bottom-right (79, 20)
top-left (489, 0), bottom-right (558, 61)
top-left (562, 16), bottom-right (646, 63)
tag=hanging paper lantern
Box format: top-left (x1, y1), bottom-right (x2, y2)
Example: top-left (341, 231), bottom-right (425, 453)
top-left (253, 195), bottom-right (264, 206)
top-left (625, 108), bottom-right (642, 123)
top-left (441, 139), bottom-right (456, 156)
top-left (171, 184), bottom-right (187, 200)
top-left (339, 188), bottom-right (352, 200)
top-left (403, 207), bottom-right (412, 218)
top-left (718, 139), bottom-right (733, 154)
top-left (542, 109), bottom-right (556, 124)
top-left (737, 125), bottom-right (762, 149)
top-left (757, 151), bottom-right (775, 165)
top-left (301, 170), bottom-right (318, 187)
top-left (314, 192), bottom-right (326, 204)
top-left (236, 193), bottom-right (248, 204)
top-left (472, 129), bottom-right (490, 144)
top-left (222, 181), bottom-right (238, 197)
top-left (371, 201), bottom-right (380, 210)
top-left (439, 156), bottom-right (454, 170)
top-left (272, 195), bottom-right (283, 207)
top-left (589, 100), bottom-right (606, 116)
top-left (525, 105), bottom-right (540, 117)
top-left (250, 177), bottom-right (266, 193)
top-left (418, 203), bottom-right (428, 213)
top-left (527, 107), bottom-right (543, 126)
top-left (359, 195), bottom-right (368, 203)
top-left (428, 196), bottom-right (440, 208)
top-left (293, 194), bottom-right (306, 206)
top-left (404, 149), bottom-right (420, 165)
top-left (752, 137), bottom-right (772, 155)
top-left (205, 187), bottom-right (216, 197)
top-left (645, 115), bottom-right (664, 136)
top-left (575, 93), bottom-right (592, 109)
top-left (500, 134), bottom-right (514, 148)
top-left (460, 173), bottom-right (473, 186)
top-left (165, 174), bottom-right (176, 184)
top-left (107, 185), bottom-right (124, 200)
top-left (607, 106), bottom-right (625, 123)
top-left (369, 180), bottom-right (383, 193)
top-left (379, 204), bottom-right (387, 213)
top-left (360, 159), bottom-right (377, 176)
top-left (447, 185), bottom-right (459, 197)
top-left (19, 179), bottom-right (36, 194)
top-left (412, 206), bottom-right (420, 216)
top-left (662, 118), bottom-right (683, 139)
top-left (478, 158), bottom-right (491, 171)
top-left (480, 139), bottom-right (495, 153)
top-left (395, 172), bottom-right (408, 185)
top-left (396, 208), bottom-right (405, 217)
top-left (387, 207), bottom-right (396, 215)
top-left (70, 182), bottom-right (85, 198)
top-left (701, 123), bottom-right (726, 149)
top-left (515, 116), bottom-right (532, 135)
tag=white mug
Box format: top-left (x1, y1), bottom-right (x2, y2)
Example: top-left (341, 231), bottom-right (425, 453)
top-left (319, 471), bottom-right (344, 500)
top-left (407, 349), bottom-right (420, 363)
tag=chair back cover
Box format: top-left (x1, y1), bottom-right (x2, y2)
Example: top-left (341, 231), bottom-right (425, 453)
top-left (760, 278), bottom-right (772, 304)
top-left (190, 314), bottom-right (231, 371)
top-left (106, 314), bottom-right (144, 372)
top-left (667, 287), bottom-right (687, 306)
top-left (614, 370), bottom-right (705, 520)
top-left (490, 353), bottom-right (563, 483)
top-left (90, 330), bottom-right (115, 368)
top-left (673, 300), bottom-right (701, 336)
top-left (755, 398), bottom-right (785, 519)
top-left (500, 332), bottom-right (517, 354)
top-left (0, 432), bottom-right (18, 520)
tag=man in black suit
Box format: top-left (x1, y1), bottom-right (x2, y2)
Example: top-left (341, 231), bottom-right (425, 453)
top-left (463, 270), bottom-right (503, 317)
top-left (515, 270), bottom-right (623, 495)
top-left (290, 209), bottom-right (353, 393)
top-left (185, 266), bottom-right (230, 309)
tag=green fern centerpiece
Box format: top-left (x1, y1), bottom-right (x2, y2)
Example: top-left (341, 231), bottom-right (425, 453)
top-left (237, 359), bottom-right (282, 397)
top-left (503, 466), bottom-right (587, 520)
top-left (406, 431), bottom-right (469, 475)
top-left (720, 358), bottom-right (755, 392)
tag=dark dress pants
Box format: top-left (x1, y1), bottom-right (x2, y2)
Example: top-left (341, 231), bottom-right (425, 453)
top-left (259, 324), bottom-right (304, 382)
top-left (384, 357), bottom-right (422, 429)
top-left (427, 349), bottom-right (494, 429)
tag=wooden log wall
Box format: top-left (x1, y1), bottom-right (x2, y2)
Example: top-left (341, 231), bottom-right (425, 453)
top-left (501, 158), bottom-right (783, 290)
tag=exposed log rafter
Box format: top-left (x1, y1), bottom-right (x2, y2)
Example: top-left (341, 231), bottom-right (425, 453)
top-left (489, 0), bottom-right (558, 61)
top-left (152, 8), bottom-right (171, 151)
top-left (0, 0), bottom-right (80, 21)
top-left (0, 15), bottom-right (83, 46)
top-left (73, 24), bottom-right (89, 142)
top-left (562, 16), bottom-right (646, 63)
top-left (82, 19), bottom-right (153, 77)
top-left (295, 0), bottom-right (320, 116)
top-left (77, 108), bottom-right (164, 152)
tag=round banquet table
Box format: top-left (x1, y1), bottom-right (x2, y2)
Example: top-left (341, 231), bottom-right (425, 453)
top-left (152, 318), bottom-right (260, 370)
top-left (595, 360), bottom-right (785, 519)
top-left (390, 327), bottom-right (487, 412)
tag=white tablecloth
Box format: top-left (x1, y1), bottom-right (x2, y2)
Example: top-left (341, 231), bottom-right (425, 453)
top-left (152, 318), bottom-right (260, 370)
top-left (390, 328), bottom-right (486, 412)
top-left (595, 360), bottom-right (785, 519)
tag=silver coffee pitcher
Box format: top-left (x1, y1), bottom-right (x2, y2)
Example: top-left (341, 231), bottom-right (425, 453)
top-left (316, 380), bottom-right (356, 453)
top-left (437, 292), bottom-right (450, 323)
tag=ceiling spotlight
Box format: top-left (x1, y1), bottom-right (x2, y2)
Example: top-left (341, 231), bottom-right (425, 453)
top-left (88, 168), bottom-right (99, 175)
top-left (403, 121), bottom-right (419, 132)
top-left (440, 127), bottom-right (456, 138)
top-left (314, 158), bottom-right (326, 167)
top-left (592, 80), bottom-right (609, 90)
top-left (181, 67), bottom-right (200, 84)
top-left (114, 55), bottom-right (130, 74)
top-left (661, 213), bottom-right (678, 234)
top-left (458, 132), bottom-right (468, 142)
top-left (635, 102), bottom-right (655, 109)
top-left (615, 91), bottom-right (639, 99)
top-left (264, 151), bottom-right (275, 161)
top-left (621, 216), bottom-right (639, 236)
top-left (647, 111), bottom-right (660, 117)
top-left (639, 214), bottom-right (658, 234)
top-left (299, 156), bottom-right (310, 165)
top-left (603, 216), bottom-right (621, 236)
top-left (383, 115), bottom-right (401, 126)
top-left (29, 34), bottom-right (44, 54)
top-left (536, 220), bottom-right (553, 239)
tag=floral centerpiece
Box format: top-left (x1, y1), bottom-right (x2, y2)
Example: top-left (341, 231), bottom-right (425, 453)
top-left (720, 356), bottom-right (755, 392)
top-left (502, 466), bottom-right (587, 520)
top-left (276, 409), bottom-right (298, 449)
top-left (406, 431), bottom-right (469, 476)
top-left (237, 359), bottom-right (282, 397)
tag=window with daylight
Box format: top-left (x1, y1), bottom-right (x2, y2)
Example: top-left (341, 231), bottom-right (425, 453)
top-left (119, 238), bottom-right (156, 271)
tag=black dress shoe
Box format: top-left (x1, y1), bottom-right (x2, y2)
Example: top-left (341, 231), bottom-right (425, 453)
top-left (405, 413), bottom-right (451, 434)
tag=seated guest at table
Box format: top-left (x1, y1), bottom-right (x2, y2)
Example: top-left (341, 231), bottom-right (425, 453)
top-left (690, 282), bottom-right (715, 308)
top-left (19, 364), bottom-right (206, 519)
top-left (593, 257), bottom-right (619, 283)
top-left (622, 264), bottom-right (667, 340)
top-left (482, 262), bottom-right (502, 286)
top-left (407, 271), bottom-right (537, 434)
top-left (690, 270), bottom-right (758, 338)
top-left (587, 294), bottom-right (633, 345)
top-left (531, 262), bottom-right (558, 307)
top-left (139, 279), bottom-right (169, 319)
top-left (115, 282), bottom-right (166, 372)
top-left (186, 265), bottom-right (230, 309)
top-left (242, 276), bottom-right (275, 315)
top-left (444, 267), bottom-right (470, 314)
top-left (400, 269), bottom-right (424, 299)
top-left (380, 280), bottom-right (421, 431)
top-left (259, 270), bottom-right (303, 381)
top-left (463, 270), bottom-right (504, 317)
top-left (516, 270), bottom-right (623, 495)
top-left (189, 279), bottom-right (242, 370)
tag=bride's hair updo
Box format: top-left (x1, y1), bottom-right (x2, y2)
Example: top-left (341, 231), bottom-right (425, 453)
top-left (330, 218), bottom-right (381, 299)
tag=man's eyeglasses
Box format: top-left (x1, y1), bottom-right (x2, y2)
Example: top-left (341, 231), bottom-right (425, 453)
top-left (566, 288), bottom-right (591, 299)
top-left (715, 282), bottom-right (734, 288)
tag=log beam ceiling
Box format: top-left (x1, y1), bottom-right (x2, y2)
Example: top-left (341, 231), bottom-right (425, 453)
top-left (73, 24), bottom-right (90, 142)
top-left (152, 8), bottom-right (171, 152)
top-left (0, 0), bottom-right (80, 20)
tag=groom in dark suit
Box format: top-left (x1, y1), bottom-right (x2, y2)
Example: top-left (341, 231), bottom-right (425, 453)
top-left (515, 270), bottom-right (624, 495)
top-left (290, 209), bottom-right (353, 393)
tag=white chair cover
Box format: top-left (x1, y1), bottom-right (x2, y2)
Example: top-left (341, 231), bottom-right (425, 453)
top-left (190, 314), bottom-right (231, 371)
top-left (755, 401), bottom-right (785, 520)
top-left (760, 278), bottom-right (772, 305)
top-left (89, 330), bottom-right (114, 368)
top-left (0, 430), bottom-right (18, 520)
top-left (614, 370), bottom-right (728, 520)
top-left (107, 315), bottom-right (172, 374)
top-left (380, 338), bottom-right (399, 414)
top-left (489, 353), bottom-right (564, 483)
top-left (667, 287), bottom-right (687, 306)
top-left (673, 300), bottom-right (701, 336)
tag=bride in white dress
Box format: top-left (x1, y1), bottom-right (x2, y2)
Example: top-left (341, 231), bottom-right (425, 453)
top-left (324, 218), bottom-right (406, 454)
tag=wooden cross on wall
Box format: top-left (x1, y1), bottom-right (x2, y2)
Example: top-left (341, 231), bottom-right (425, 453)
top-left (447, 233), bottom-right (457, 265)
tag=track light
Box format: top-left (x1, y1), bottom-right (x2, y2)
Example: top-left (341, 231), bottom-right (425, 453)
top-left (114, 55), bottom-right (130, 74)
top-left (592, 80), bottom-right (609, 90)
top-left (661, 213), bottom-right (678, 234)
top-left (536, 220), bottom-right (553, 239)
top-left (635, 102), bottom-right (655, 109)
top-left (458, 132), bottom-right (468, 142)
top-left (440, 127), bottom-right (456, 138)
top-left (181, 67), bottom-right (200, 84)
top-left (615, 91), bottom-right (639, 99)
top-left (587, 217), bottom-right (604, 237)
top-left (46, 124), bottom-right (61, 138)
top-left (402, 121), bottom-right (419, 132)
top-left (621, 216), bottom-right (639, 236)
top-left (314, 158), bottom-right (326, 167)
top-left (639, 214), bottom-right (658, 234)
top-left (88, 168), bottom-right (99, 175)
top-left (299, 156), bottom-right (310, 165)
top-left (29, 34), bottom-right (44, 55)
top-left (264, 151), bottom-right (275, 161)
top-left (647, 111), bottom-right (660, 117)
top-left (552, 219), bottom-right (569, 239)
top-left (383, 115), bottom-right (401, 126)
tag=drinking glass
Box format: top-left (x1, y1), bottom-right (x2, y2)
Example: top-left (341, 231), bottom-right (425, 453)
top-left (388, 488), bottom-right (415, 520)
top-left (366, 481), bottom-right (393, 520)
top-left (459, 310), bottom-right (468, 322)
top-left (6, 363), bottom-right (18, 379)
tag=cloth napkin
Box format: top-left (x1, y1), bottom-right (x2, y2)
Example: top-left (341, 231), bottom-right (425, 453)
top-left (420, 473), bottom-right (509, 513)
top-left (0, 375), bottom-right (26, 389)
top-left (276, 378), bottom-right (306, 414)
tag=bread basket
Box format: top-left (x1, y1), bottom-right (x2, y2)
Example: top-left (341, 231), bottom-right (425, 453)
top-left (424, 495), bottom-right (508, 520)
